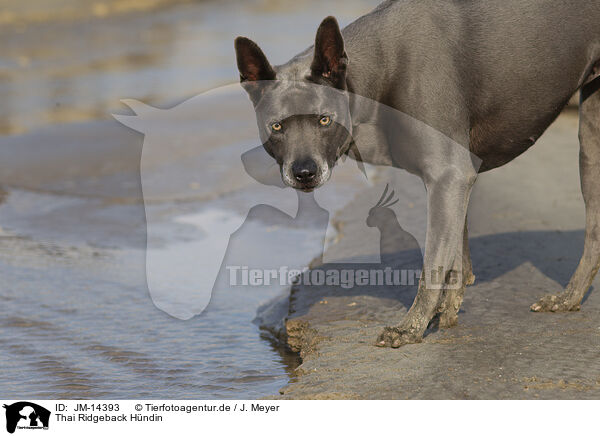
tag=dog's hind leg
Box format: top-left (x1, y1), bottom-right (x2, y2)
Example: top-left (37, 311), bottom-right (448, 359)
top-left (531, 78), bottom-right (600, 312)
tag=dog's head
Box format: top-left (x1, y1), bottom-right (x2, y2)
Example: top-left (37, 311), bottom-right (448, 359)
top-left (235, 16), bottom-right (353, 191)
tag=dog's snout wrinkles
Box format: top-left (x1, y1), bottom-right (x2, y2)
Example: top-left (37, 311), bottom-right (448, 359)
top-left (292, 158), bottom-right (318, 183)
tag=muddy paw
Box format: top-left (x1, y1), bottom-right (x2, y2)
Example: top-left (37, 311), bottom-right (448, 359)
top-left (530, 294), bottom-right (580, 312)
top-left (375, 326), bottom-right (422, 348)
top-left (438, 311), bottom-right (458, 329)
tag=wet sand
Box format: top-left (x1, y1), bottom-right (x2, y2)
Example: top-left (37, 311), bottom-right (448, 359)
top-left (259, 110), bottom-right (600, 399)
top-left (0, 0), bottom-right (381, 135)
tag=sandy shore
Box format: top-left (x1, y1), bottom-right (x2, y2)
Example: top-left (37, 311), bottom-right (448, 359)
top-left (258, 109), bottom-right (600, 399)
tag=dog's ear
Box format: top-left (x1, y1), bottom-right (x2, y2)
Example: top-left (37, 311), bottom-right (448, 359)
top-left (234, 37), bottom-right (276, 82)
top-left (310, 16), bottom-right (347, 86)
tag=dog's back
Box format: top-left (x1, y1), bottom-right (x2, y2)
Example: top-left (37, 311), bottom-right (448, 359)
top-left (324, 0), bottom-right (600, 168)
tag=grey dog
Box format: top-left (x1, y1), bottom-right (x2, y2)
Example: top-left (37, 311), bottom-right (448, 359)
top-left (234, 0), bottom-right (600, 347)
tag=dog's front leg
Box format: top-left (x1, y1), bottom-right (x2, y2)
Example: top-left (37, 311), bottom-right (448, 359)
top-left (377, 168), bottom-right (475, 348)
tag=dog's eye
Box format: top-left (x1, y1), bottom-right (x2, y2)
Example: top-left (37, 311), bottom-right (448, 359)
top-left (319, 116), bottom-right (332, 126)
top-left (271, 122), bottom-right (282, 132)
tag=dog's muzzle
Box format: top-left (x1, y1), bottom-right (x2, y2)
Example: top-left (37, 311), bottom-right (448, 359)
top-left (282, 158), bottom-right (330, 191)
top-left (292, 158), bottom-right (318, 183)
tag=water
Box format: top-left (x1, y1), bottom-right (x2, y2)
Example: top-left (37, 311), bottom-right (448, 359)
top-left (0, 0), bottom-right (381, 399)
top-left (0, 241), bottom-right (299, 399)
top-left (0, 184), bottom-right (325, 398)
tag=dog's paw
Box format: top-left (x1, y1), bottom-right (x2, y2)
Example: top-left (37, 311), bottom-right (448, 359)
top-left (438, 311), bottom-right (459, 329)
top-left (530, 293), bottom-right (580, 312)
top-left (375, 326), bottom-right (422, 348)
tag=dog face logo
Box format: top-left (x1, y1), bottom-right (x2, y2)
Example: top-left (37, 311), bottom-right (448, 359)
top-left (3, 402), bottom-right (50, 434)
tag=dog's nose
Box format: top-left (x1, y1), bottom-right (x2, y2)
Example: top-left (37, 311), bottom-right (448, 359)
top-left (292, 159), bottom-right (318, 183)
